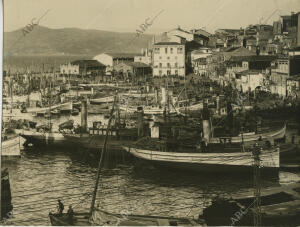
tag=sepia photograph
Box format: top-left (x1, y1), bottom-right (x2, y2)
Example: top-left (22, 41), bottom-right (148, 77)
top-left (1, 0), bottom-right (300, 225)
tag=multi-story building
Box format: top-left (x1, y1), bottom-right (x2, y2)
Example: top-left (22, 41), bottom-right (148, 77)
top-left (152, 42), bottom-right (185, 77)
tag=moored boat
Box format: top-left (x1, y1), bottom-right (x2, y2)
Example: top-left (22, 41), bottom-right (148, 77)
top-left (1, 168), bottom-right (13, 218)
top-left (90, 96), bottom-right (114, 104)
top-left (210, 124), bottom-right (286, 144)
top-left (49, 208), bottom-right (203, 226)
top-left (1, 135), bottom-right (21, 157)
top-left (1, 128), bottom-right (21, 157)
top-left (202, 182), bottom-right (300, 226)
top-left (124, 143), bottom-right (280, 174)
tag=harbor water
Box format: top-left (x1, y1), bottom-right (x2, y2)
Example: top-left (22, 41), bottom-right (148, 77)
top-left (2, 147), bottom-right (300, 225)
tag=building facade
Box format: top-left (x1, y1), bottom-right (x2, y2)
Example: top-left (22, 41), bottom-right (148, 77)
top-left (152, 42), bottom-right (185, 77)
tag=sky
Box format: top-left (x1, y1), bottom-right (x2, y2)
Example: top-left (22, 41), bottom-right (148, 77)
top-left (3, 0), bottom-right (300, 34)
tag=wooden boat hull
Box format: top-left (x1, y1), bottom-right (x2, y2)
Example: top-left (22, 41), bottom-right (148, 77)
top-left (18, 130), bottom-right (70, 148)
top-left (202, 182), bottom-right (300, 226)
top-left (1, 136), bottom-right (21, 156)
top-left (210, 124), bottom-right (286, 144)
top-left (49, 209), bottom-right (203, 226)
top-left (90, 96), bottom-right (114, 104)
top-left (1, 169), bottom-right (13, 218)
top-left (26, 102), bottom-right (73, 114)
top-left (124, 146), bottom-right (280, 174)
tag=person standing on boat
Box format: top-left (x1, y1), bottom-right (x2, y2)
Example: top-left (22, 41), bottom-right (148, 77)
top-left (67, 205), bottom-right (74, 224)
top-left (57, 199), bottom-right (64, 215)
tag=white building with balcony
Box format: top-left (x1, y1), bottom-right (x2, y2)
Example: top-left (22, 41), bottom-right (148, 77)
top-left (152, 42), bottom-right (185, 77)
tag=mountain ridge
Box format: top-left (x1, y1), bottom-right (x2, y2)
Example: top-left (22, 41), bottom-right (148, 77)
top-left (4, 25), bottom-right (153, 57)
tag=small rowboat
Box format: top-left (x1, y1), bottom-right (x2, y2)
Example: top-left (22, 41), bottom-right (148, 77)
top-left (49, 208), bottom-right (204, 226)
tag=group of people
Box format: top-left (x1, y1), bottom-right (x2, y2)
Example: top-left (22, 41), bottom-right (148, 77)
top-left (57, 199), bottom-right (74, 224)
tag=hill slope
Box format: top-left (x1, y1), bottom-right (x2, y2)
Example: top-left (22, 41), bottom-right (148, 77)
top-left (4, 26), bottom-right (153, 56)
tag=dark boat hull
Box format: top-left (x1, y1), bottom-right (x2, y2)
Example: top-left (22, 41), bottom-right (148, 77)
top-left (1, 169), bottom-right (13, 218)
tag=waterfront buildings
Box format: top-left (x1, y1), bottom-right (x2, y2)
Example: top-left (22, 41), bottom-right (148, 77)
top-left (93, 52), bottom-right (137, 75)
top-left (60, 60), bottom-right (106, 76)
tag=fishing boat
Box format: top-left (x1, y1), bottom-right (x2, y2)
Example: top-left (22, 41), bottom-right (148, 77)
top-left (1, 132), bottom-right (21, 157)
top-left (1, 78), bottom-right (21, 157)
top-left (49, 95), bottom-right (205, 226)
top-left (202, 182), bottom-right (300, 226)
top-left (25, 101), bottom-right (72, 114)
top-left (123, 104), bottom-right (280, 174)
top-left (119, 105), bottom-right (180, 115)
top-left (17, 129), bottom-right (68, 148)
top-left (49, 208), bottom-right (203, 226)
top-left (90, 96), bottom-right (114, 104)
top-left (210, 124), bottom-right (286, 144)
top-left (1, 168), bottom-right (13, 219)
top-left (124, 142), bottom-right (279, 174)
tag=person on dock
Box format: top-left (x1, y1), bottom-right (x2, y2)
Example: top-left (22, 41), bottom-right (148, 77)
top-left (57, 199), bottom-right (64, 215)
top-left (67, 205), bottom-right (74, 224)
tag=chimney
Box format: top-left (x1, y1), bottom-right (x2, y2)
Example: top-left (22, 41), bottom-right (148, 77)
top-left (81, 100), bottom-right (88, 132)
top-left (137, 107), bottom-right (144, 138)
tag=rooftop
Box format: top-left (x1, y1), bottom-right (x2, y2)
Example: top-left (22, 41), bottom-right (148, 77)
top-left (71, 60), bottom-right (105, 67)
top-left (126, 62), bottom-right (151, 68)
top-left (105, 52), bottom-right (139, 58)
top-left (154, 42), bottom-right (183, 46)
top-left (228, 55), bottom-right (277, 63)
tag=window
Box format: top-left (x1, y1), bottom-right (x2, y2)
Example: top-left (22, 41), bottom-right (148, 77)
top-left (175, 63), bottom-right (178, 67)
top-left (154, 47), bottom-right (160, 54)
top-left (167, 70), bottom-right (171, 75)
top-left (167, 57), bottom-right (170, 60)
top-left (177, 47), bottom-right (183, 54)
top-left (167, 63), bottom-right (170, 68)
top-left (175, 70), bottom-right (178, 75)
top-left (171, 48), bottom-right (173, 54)
top-left (159, 70), bottom-right (162, 76)
top-left (165, 48), bottom-right (168, 54)
top-left (159, 63), bottom-right (162, 68)
top-left (159, 56), bottom-right (162, 59)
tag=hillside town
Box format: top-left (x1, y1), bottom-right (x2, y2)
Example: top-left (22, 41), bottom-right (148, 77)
top-left (2, 5), bottom-right (300, 227)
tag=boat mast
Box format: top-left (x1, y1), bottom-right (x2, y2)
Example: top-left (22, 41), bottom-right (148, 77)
top-left (9, 70), bottom-right (13, 124)
top-left (253, 144), bottom-right (261, 226)
top-left (49, 67), bottom-right (53, 132)
top-left (89, 94), bottom-right (117, 215)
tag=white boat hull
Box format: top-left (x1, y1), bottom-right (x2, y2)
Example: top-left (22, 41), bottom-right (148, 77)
top-left (119, 106), bottom-right (179, 115)
top-left (124, 146), bottom-right (279, 173)
top-left (1, 136), bottom-right (21, 156)
top-left (90, 96), bottom-right (114, 103)
top-left (26, 102), bottom-right (73, 114)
